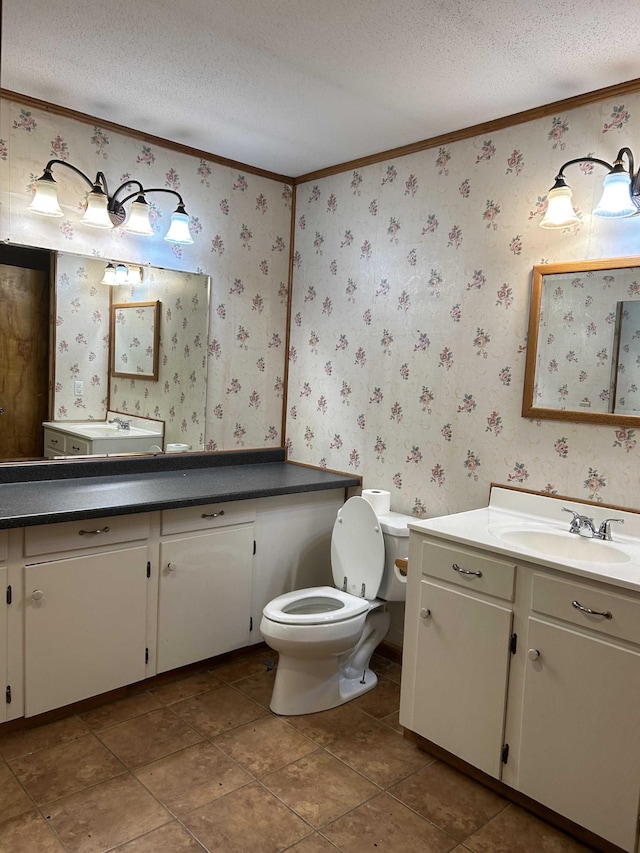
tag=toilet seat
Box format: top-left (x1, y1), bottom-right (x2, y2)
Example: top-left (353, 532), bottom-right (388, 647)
top-left (262, 586), bottom-right (370, 625)
top-left (331, 496), bottom-right (384, 599)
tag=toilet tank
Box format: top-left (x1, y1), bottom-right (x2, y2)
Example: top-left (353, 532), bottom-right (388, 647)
top-left (376, 511), bottom-right (412, 601)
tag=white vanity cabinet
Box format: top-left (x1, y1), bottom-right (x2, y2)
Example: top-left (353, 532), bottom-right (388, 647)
top-left (0, 530), bottom-right (7, 724)
top-left (156, 503), bottom-right (256, 673)
top-left (403, 538), bottom-right (516, 778)
top-left (401, 526), bottom-right (640, 853)
top-left (517, 574), bottom-right (640, 852)
top-left (23, 515), bottom-right (151, 717)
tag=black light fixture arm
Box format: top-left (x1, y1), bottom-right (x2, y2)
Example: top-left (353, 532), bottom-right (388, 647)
top-left (550, 147), bottom-right (640, 202)
top-left (116, 186), bottom-right (187, 211)
top-left (549, 156), bottom-right (615, 189)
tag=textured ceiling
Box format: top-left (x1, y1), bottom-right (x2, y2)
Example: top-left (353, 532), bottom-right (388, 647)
top-left (2, 0), bottom-right (640, 177)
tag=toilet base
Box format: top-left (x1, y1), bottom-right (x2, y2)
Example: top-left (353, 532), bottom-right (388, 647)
top-left (267, 608), bottom-right (390, 716)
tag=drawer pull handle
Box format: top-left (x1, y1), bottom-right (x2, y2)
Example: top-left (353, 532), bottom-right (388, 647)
top-left (452, 562), bottom-right (483, 578)
top-left (420, 607), bottom-right (431, 619)
top-left (167, 562), bottom-right (177, 573)
top-left (571, 599), bottom-right (613, 620)
top-left (78, 526), bottom-right (110, 536)
top-left (527, 648), bottom-right (541, 661)
top-left (201, 510), bottom-right (225, 519)
top-left (31, 589), bottom-right (44, 601)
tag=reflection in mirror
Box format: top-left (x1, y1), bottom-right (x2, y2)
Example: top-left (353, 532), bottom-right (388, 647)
top-left (53, 253), bottom-right (210, 454)
top-left (523, 258), bottom-right (640, 426)
top-left (110, 301), bottom-right (160, 380)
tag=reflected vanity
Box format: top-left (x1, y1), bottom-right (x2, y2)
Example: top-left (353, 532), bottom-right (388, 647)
top-left (522, 257), bottom-right (640, 425)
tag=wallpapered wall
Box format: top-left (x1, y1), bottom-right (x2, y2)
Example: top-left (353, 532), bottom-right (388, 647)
top-left (0, 97), bottom-right (292, 451)
top-left (287, 93), bottom-right (640, 516)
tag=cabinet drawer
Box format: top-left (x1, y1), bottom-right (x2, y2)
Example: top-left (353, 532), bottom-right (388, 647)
top-left (65, 436), bottom-right (91, 456)
top-left (161, 500), bottom-right (256, 535)
top-left (0, 529), bottom-right (7, 561)
top-left (532, 573), bottom-right (640, 646)
top-left (43, 428), bottom-right (65, 453)
top-left (25, 513), bottom-right (150, 558)
top-left (422, 539), bottom-right (516, 601)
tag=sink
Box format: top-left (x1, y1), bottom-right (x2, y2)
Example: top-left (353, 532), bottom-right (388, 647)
top-left (70, 423), bottom-right (161, 438)
top-left (493, 528), bottom-right (630, 564)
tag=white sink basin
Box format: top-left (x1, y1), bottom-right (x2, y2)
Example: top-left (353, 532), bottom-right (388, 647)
top-left (70, 423), bottom-right (161, 438)
top-left (494, 528), bottom-right (630, 564)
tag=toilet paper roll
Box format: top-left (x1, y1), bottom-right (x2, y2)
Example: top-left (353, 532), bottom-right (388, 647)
top-left (361, 488), bottom-right (391, 515)
top-left (393, 564), bottom-right (408, 584)
top-left (166, 443), bottom-right (190, 453)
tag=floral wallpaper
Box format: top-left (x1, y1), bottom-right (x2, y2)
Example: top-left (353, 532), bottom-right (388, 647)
top-left (287, 94), bottom-right (640, 513)
top-left (534, 267), bottom-right (640, 414)
top-left (0, 96), bottom-right (292, 450)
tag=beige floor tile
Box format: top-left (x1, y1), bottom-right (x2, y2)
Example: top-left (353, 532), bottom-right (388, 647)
top-left (170, 684), bottom-right (269, 737)
top-left (211, 650), bottom-right (277, 684)
top-left (351, 675), bottom-right (401, 718)
top-left (327, 717), bottom-right (432, 787)
top-left (390, 761), bottom-right (507, 841)
top-left (214, 715), bottom-right (318, 777)
top-left (0, 761), bottom-right (33, 823)
top-left (134, 740), bottom-right (252, 816)
top-left (183, 780), bottom-right (310, 852)
top-left (0, 715), bottom-right (88, 761)
top-left (0, 810), bottom-right (66, 853)
top-left (80, 691), bottom-right (163, 730)
top-left (232, 668), bottom-right (277, 709)
top-left (9, 733), bottom-right (125, 805)
top-left (283, 703), bottom-right (374, 747)
top-left (287, 833), bottom-right (341, 851)
top-left (380, 709), bottom-right (403, 732)
top-left (463, 803), bottom-right (593, 852)
top-left (96, 707), bottom-right (203, 768)
top-left (149, 671), bottom-right (223, 705)
top-left (371, 654), bottom-right (403, 685)
top-left (111, 820), bottom-right (207, 851)
top-left (45, 773), bottom-right (170, 853)
top-left (262, 750), bottom-right (379, 828)
top-left (323, 791), bottom-right (457, 852)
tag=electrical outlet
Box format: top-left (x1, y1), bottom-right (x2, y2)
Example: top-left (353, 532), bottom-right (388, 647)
top-left (74, 380), bottom-right (84, 396)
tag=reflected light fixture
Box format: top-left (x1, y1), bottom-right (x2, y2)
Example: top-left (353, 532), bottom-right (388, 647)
top-left (101, 262), bottom-right (144, 286)
top-left (28, 159), bottom-right (194, 244)
top-left (540, 146), bottom-right (640, 228)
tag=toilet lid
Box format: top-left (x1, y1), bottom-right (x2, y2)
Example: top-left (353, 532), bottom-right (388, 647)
top-left (331, 496), bottom-right (384, 599)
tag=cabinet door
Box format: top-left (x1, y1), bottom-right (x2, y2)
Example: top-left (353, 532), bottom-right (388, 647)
top-left (519, 618), bottom-right (640, 853)
top-left (157, 525), bottom-right (254, 673)
top-left (25, 546), bottom-right (148, 717)
top-left (411, 580), bottom-right (513, 778)
top-left (0, 567), bottom-right (6, 723)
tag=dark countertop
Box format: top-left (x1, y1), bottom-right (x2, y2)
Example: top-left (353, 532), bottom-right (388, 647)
top-left (0, 449), bottom-right (361, 528)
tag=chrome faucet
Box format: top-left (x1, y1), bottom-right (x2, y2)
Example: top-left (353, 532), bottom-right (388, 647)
top-left (562, 508), bottom-right (624, 540)
top-left (108, 417), bottom-right (131, 431)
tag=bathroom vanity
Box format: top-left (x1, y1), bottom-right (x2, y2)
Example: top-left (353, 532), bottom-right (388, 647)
top-left (42, 413), bottom-right (164, 457)
top-left (0, 450), bottom-right (359, 722)
top-left (400, 486), bottom-right (640, 853)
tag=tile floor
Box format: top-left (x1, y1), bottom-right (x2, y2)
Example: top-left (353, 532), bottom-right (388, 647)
top-left (0, 648), bottom-right (596, 853)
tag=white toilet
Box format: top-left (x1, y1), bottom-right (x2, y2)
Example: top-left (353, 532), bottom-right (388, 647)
top-left (260, 495), bottom-right (412, 715)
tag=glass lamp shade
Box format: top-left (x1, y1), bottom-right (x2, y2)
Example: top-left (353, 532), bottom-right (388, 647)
top-left (28, 176), bottom-right (64, 217)
top-left (115, 264), bottom-right (129, 284)
top-left (540, 186), bottom-right (580, 229)
top-left (164, 210), bottom-right (194, 244)
top-left (101, 263), bottom-right (117, 285)
top-left (81, 190), bottom-right (114, 229)
top-left (593, 171), bottom-right (636, 218)
top-left (123, 195), bottom-right (154, 236)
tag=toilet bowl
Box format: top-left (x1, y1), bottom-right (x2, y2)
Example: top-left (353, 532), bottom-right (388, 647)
top-left (260, 495), bottom-right (411, 715)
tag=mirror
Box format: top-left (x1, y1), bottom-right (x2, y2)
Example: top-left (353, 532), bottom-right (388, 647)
top-left (110, 301), bottom-right (161, 380)
top-left (523, 257), bottom-right (640, 426)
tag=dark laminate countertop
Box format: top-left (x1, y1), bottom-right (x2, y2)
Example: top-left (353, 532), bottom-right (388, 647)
top-left (0, 449), bottom-right (361, 529)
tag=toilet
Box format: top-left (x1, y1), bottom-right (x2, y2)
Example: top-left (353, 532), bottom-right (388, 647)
top-left (260, 495), bottom-right (412, 715)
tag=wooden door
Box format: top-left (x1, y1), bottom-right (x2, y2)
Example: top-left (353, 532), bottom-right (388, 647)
top-left (0, 259), bottom-right (51, 459)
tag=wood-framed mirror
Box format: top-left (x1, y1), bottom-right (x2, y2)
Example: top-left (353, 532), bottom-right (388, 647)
top-left (523, 257), bottom-right (640, 426)
top-left (110, 300), bottom-right (161, 381)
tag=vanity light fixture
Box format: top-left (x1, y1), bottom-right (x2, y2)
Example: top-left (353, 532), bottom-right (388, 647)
top-left (540, 146), bottom-right (640, 228)
top-left (28, 159), bottom-right (195, 244)
top-left (101, 262), bottom-right (144, 286)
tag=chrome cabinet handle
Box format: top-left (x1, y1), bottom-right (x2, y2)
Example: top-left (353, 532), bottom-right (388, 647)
top-left (452, 562), bottom-right (483, 578)
top-left (32, 589), bottom-right (44, 601)
top-left (571, 599), bottom-right (613, 620)
top-left (78, 526), bottom-right (110, 536)
top-left (167, 562), bottom-right (177, 573)
top-left (527, 648), bottom-right (541, 661)
top-left (420, 607), bottom-right (431, 619)
top-left (201, 510), bottom-right (225, 519)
